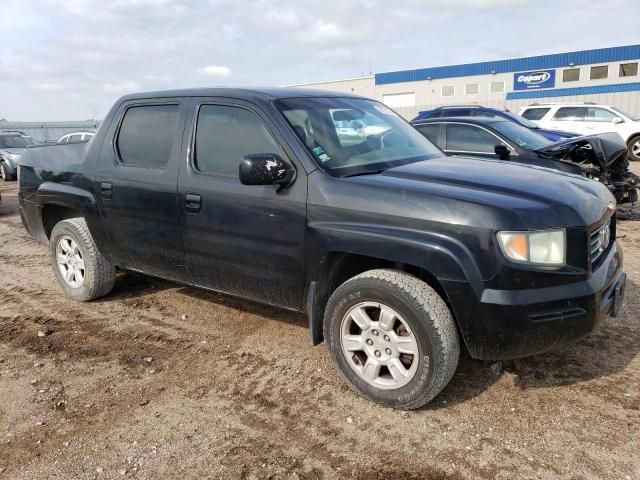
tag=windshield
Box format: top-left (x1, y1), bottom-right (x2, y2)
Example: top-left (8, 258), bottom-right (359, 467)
top-left (0, 135), bottom-right (29, 148)
top-left (276, 97), bottom-right (442, 177)
top-left (499, 110), bottom-right (539, 129)
top-left (491, 121), bottom-right (552, 150)
top-left (611, 106), bottom-right (639, 121)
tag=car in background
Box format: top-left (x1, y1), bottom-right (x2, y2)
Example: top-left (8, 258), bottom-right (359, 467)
top-left (519, 104), bottom-right (640, 162)
top-left (412, 105), bottom-right (578, 142)
top-left (1, 130), bottom-right (37, 145)
top-left (57, 131), bottom-right (95, 144)
top-left (0, 132), bottom-right (35, 181)
top-left (411, 116), bottom-right (638, 206)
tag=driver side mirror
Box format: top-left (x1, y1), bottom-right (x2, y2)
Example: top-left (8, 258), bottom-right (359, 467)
top-left (495, 144), bottom-right (511, 160)
top-left (612, 116), bottom-right (624, 124)
top-left (239, 153), bottom-right (294, 188)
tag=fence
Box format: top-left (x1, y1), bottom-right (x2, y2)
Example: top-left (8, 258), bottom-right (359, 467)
top-left (0, 120), bottom-right (100, 144)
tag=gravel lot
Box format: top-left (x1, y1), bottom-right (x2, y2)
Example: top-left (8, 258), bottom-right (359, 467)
top-left (0, 169), bottom-right (639, 480)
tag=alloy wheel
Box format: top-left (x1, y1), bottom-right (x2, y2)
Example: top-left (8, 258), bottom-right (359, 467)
top-left (56, 236), bottom-right (85, 288)
top-left (340, 301), bottom-right (419, 390)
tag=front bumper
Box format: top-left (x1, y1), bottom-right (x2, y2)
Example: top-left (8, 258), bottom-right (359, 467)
top-left (445, 242), bottom-right (625, 360)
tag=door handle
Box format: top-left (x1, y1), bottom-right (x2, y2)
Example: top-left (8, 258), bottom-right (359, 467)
top-left (100, 182), bottom-right (112, 198)
top-left (185, 193), bottom-right (201, 213)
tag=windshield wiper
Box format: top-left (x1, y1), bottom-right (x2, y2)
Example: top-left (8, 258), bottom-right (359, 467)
top-left (341, 167), bottom-right (387, 178)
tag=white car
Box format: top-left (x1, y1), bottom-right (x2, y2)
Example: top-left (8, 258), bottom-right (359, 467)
top-left (57, 131), bottom-right (95, 144)
top-left (519, 104), bottom-right (640, 161)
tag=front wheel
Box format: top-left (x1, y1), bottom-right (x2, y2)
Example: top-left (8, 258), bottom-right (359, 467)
top-left (628, 135), bottom-right (640, 162)
top-left (324, 269), bottom-right (460, 410)
top-left (0, 162), bottom-right (11, 182)
top-left (49, 218), bottom-right (116, 301)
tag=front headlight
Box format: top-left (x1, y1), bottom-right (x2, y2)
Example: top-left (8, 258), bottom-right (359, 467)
top-left (497, 229), bottom-right (565, 266)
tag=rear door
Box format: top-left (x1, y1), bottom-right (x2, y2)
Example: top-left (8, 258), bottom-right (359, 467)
top-left (547, 106), bottom-right (588, 134)
top-left (178, 98), bottom-right (307, 309)
top-left (93, 99), bottom-right (188, 280)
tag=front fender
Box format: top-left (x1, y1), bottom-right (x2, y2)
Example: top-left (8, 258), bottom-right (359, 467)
top-left (308, 221), bottom-right (483, 284)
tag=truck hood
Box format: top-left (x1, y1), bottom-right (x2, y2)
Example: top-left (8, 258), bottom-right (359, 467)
top-left (374, 155), bottom-right (613, 228)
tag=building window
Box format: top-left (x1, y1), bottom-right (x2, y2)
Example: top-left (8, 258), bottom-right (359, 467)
top-left (465, 83), bottom-right (479, 95)
top-left (590, 65), bottom-right (608, 80)
top-left (490, 81), bottom-right (504, 93)
top-left (441, 85), bottom-right (454, 97)
top-left (562, 68), bottom-right (580, 82)
top-left (620, 62), bottom-right (638, 77)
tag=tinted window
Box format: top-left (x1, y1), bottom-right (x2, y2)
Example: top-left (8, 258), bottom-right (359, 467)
top-left (445, 124), bottom-right (502, 153)
top-left (590, 65), bottom-right (608, 80)
top-left (552, 107), bottom-right (586, 121)
top-left (521, 108), bottom-right (550, 120)
top-left (620, 62), bottom-right (638, 77)
top-left (562, 68), bottom-right (580, 82)
top-left (587, 107), bottom-right (618, 122)
top-left (117, 105), bottom-right (179, 168)
top-left (415, 124), bottom-right (440, 146)
top-left (195, 105), bottom-right (283, 176)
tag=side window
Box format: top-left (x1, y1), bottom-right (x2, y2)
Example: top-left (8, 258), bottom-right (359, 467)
top-left (521, 108), bottom-right (550, 121)
top-left (69, 134), bottom-right (83, 142)
top-left (415, 124), bottom-right (440, 147)
top-left (587, 107), bottom-right (618, 122)
top-left (117, 104), bottom-right (179, 168)
top-left (445, 124), bottom-right (501, 153)
top-left (552, 107), bottom-right (586, 121)
top-left (195, 105), bottom-right (284, 176)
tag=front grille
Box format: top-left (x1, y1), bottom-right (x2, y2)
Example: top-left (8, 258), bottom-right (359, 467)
top-left (590, 219), bottom-right (612, 266)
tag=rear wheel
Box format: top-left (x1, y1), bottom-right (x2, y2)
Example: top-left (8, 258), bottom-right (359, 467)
top-left (324, 269), bottom-right (459, 410)
top-left (49, 218), bottom-right (116, 301)
top-left (628, 135), bottom-right (640, 162)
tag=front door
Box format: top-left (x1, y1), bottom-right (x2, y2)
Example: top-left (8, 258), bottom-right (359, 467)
top-left (178, 100), bottom-right (307, 309)
top-left (94, 100), bottom-right (187, 280)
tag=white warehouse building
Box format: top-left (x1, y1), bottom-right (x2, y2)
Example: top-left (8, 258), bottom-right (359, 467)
top-left (290, 44), bottom-right (640, 120)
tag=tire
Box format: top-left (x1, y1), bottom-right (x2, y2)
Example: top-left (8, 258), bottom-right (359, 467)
top-left (323, 269), bottom-right (459, 410)
top-left (0, 162), bottom-right (11, 182)
top-left (49, 218), bottom-right (116, 301)
top-left (628, 135), bottom-right (640, 162)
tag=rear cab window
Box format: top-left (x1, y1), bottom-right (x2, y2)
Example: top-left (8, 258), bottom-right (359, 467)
top-left (116, 104), bottom-right (180, 168)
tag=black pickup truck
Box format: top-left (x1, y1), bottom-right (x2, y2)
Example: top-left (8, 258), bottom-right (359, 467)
top-left (18, 88), bottom-right (626, 409)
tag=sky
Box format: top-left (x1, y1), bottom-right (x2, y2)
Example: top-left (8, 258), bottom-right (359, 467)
top-left (1, 0), bottom-right (639, 121)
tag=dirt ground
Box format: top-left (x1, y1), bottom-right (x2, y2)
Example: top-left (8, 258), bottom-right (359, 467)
top-left (0, 173), bottom-right (639, 480)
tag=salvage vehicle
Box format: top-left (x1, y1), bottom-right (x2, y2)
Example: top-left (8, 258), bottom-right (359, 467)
top-left (0, 132), bottom-right (34, 181)
top-left (412, 116), bottom-right (639, 206)
top-left (519, 103), bottom-right (640, 162)
top-left (412, 105), bottom-right (578, 142)
top-left (18, 88), bottom-right (626, 409)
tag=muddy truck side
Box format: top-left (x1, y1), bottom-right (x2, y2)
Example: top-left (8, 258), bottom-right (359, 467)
top-left (18, 88), bottom-right (626, 409)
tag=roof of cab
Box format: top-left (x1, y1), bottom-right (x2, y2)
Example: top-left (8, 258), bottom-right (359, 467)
top-left (118, 87), bottom-right (364, 103)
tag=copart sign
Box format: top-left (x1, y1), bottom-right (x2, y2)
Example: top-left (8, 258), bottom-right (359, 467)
top-left (513, 69), bottom-right (555, 90)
